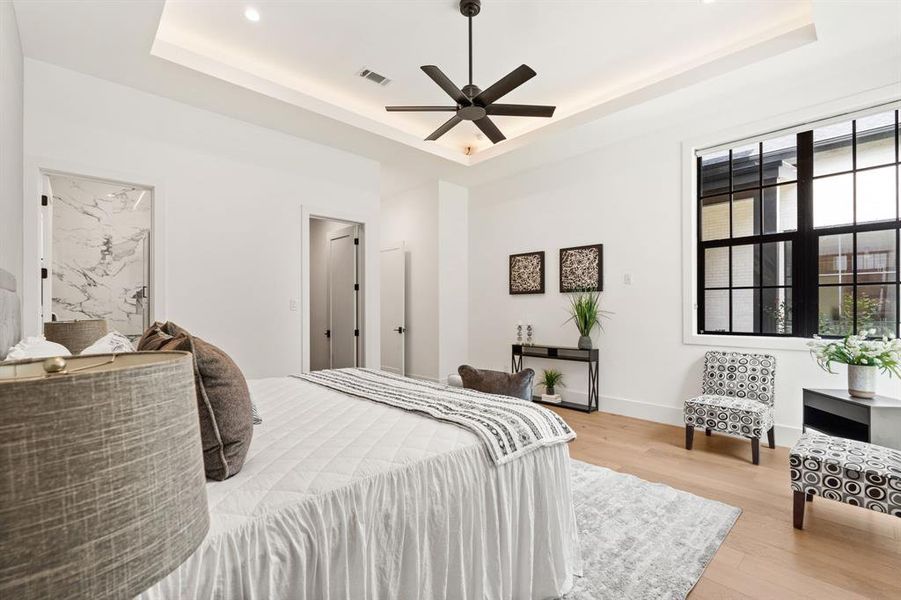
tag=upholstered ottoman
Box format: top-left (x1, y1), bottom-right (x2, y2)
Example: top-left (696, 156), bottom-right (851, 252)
top-left (789, 432), bottom-right (901, 529)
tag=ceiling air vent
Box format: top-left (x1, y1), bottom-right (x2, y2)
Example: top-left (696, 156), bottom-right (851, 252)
top-left (357, 68), bottom-right (391, 87)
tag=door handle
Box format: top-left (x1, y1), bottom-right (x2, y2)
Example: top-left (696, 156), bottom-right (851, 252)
top-left (325, 329), bottom-right (331, 338)
top-left (394, 326), bottom-right (405, 334)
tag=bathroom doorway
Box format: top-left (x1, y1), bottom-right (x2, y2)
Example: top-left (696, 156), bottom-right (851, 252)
top-left (41, 172), bottom-right (153, 337)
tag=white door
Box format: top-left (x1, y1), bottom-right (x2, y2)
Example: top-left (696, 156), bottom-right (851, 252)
top-left (328, 225), bottom-right (359, 368)
top-left (380, 243), bottom-right (406, 375)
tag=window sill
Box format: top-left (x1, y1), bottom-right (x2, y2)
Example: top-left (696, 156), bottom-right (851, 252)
top-left (683, 332), bottom-right (813, 353)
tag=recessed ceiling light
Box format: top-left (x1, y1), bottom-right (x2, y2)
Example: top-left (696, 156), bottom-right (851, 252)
top-left (700, 0), bottom-right (716, 4)
top-left (244, 7), bottom-right (260, 22)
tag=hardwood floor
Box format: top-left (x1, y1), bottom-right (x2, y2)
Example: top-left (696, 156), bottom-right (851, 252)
top-left (554, 408), bottom-right (901, 600)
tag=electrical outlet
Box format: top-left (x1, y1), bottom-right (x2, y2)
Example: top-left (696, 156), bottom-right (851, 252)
top-left (623, 273), bottom-right (632, 285)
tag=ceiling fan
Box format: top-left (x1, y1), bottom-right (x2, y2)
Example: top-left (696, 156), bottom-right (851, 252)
top-left (386, 0), bottom-right (555, 144)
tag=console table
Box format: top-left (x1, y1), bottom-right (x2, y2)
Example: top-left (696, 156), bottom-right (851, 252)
top-left (802, 388), bottom-right (901, 450)
top-left (511, 344), bottom-right (598, 413)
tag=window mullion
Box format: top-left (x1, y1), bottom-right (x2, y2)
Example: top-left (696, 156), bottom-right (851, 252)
top-left (796, 131), bottom-right (816, 338)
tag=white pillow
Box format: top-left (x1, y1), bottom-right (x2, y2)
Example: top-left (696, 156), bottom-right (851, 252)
top-left (81, 331), bottom-right (136, 355)
top-left (6, 336), bottom-right (71, 360)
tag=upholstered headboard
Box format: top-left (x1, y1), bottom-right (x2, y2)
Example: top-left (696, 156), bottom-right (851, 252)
top-left (0, 269), bottom-right (21, 360)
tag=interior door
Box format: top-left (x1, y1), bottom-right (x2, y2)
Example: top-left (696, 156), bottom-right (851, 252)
top-left (327, 225), bottom-right (359, 368)
top-left (380, 243), bottom-right (406, 375)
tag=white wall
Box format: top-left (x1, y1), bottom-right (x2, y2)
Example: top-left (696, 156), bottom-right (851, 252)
top-left (437, 181), bottom-right (469, 379)
top-left (468, 57), bottom-right (901, 446)
top-left (0, 1), bottom-right (23, 300)
top-left (381, 180), bottom-right (439, 381)
top-left (309, 218), bottom-right (348, 371)
top-left (24, 59), bottom-right (380, 378)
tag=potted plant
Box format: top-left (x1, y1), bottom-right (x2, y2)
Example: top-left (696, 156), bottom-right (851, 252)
top-left (538, 368), bottom-right (565, 397)
top-left (808, 329), bottom-right (901, 398)
top-left (565, 290), bottom-right (610, 350)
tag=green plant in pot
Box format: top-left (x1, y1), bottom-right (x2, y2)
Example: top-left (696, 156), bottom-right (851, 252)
top-left (538, 368), bottom-right (565, 396)
top-left (565, 290), bottom-right (610, 350)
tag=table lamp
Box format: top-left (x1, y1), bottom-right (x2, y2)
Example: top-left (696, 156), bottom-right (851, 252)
top-left (43, 318), bottom-right (109, 353)
top-left (0, 351), bottom-right (209, 599)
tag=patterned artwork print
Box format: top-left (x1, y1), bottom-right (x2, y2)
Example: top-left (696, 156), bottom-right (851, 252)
top-left (509, 252), bottom-right (545, 294)
top-left (790, 432), bottom-right (901, 517)
top-left (560, 244), bottom-right (602, 292)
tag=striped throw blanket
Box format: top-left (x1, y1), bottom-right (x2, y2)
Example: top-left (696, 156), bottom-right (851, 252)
top-left (294, 368), bottom-right (576, 465)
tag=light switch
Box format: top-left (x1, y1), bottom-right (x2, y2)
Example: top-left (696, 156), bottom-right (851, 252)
top-left (623, 273), bottom-right (632, 285)
top-left (289, 299), bottom-right (298, 312)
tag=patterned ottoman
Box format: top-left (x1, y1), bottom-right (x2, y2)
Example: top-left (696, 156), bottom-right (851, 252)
top-left (790, 432), bottom-right (901, 529)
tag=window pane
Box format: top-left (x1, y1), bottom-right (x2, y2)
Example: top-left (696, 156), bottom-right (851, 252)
top-left (701, 194), bottom-right (729, 241)
top-left (762, 134), bottom-right (797, 184)
top-left (704, 247), bottom-right (729, 288)
top-left (732, 143), bottom-right (760, 191)
top-left (762, 241), bottom-right (792, 286)
top-left (700, 150), bottom-right (729, 196)
top-left (857, 284), bottom-right (897, 337)
top-left (814, 120), bottom-right (852, 176)
top-left (704, 290), bottom-right (729, 333)
top-left (813, 173), bottom-right (853, 228)
top-left (857, 229), bottom-right (897, 283)
top-left (732, 244), bottom-right (758, 287)
top-left (732, 189), bottom-right (759, 237)
top-left (731, 289), bottom-right (758, 333)
top-left (857, 111), bottom-right (897, 169)
top-left (856, 166), bottom-right (896, 223)
top-left (819, 233), bottom-right (853, 285)
top-left (818, 286), bottom-right (853, 336)
top-left (763, 182), bottom-right (797, 234)
top-left (762, 287), bottom-right (792, 335)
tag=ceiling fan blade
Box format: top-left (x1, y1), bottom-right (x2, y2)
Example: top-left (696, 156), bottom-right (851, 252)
top-left (386, 106), bottom-right (458, 112)
top-left (473, 64), bottom-right (536, 106)
top-left (473, 116), bottom-right (506, 144)
top-left (486, 103), bottom-right (555, 118)
top-left (425, 115), bottom-right (463, 141)
top-left (421, 65), bottom-right (468, 105)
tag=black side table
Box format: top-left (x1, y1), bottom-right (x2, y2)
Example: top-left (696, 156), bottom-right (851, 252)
top-left (802, 389), bottom-right (901, 450)
top-left (512, 344), bottom-right (598, 413)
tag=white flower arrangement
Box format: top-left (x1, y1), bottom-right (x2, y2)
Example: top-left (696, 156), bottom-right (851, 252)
top-left (807, 329), bottom-right (901, 377)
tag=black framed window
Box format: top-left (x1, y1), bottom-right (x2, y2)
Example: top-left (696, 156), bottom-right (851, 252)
top-left (697, 107), bottom-right (900, 338)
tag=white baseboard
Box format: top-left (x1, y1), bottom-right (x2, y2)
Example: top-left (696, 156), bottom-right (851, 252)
top-left (562, 390), bottom-right (802, 448)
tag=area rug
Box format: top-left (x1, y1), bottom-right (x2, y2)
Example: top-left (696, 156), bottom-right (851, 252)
top-left (565, 459), bottom-right (741, 600)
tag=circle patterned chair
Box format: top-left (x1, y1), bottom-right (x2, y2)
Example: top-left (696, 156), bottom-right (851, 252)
top-left (683, 351), bottom-right (776, 465)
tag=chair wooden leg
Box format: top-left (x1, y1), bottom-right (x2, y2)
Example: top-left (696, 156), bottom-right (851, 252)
top-left (751, 437), bottom-right (760, 465)
top-left (806, 492), bottom-right (814, 502)
top-left (685, 425), bottom-right (694, 450)
top-left (767, 426), bottom-right (776, 449)
top-left (705, 428), bottom-right (712, 436)
top-left (793, 490), bottom-right (805, 529)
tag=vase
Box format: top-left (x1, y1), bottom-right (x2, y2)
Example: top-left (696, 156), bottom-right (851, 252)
top-left (848, 364), bottom-right (877, 399)
top-left (578, 335), bottom-right (592, 350)
top-left (546, 385), bottom-right (555, 396)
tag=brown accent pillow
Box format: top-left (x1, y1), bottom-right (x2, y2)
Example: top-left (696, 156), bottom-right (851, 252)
top-left (140, 322), bottom-right (253, 481)
top-left (458, 365), bottom-right (535, 401)
top-left (137, 321), bottom-right (173, 351)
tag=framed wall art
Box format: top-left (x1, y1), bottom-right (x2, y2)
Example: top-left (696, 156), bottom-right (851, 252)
top-left (559, 244), bottom-right (603, 292)
top-left (509, 251), bottom-right (545, 295)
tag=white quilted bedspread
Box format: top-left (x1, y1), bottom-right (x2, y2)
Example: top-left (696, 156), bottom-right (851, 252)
top-left (139, 376), bottom-right (581, 600)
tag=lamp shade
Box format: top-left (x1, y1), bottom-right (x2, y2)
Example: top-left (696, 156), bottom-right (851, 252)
top-left (0, 352), bottom-right (209, 599)
top-left (43, 318), bottom-right (108, 353)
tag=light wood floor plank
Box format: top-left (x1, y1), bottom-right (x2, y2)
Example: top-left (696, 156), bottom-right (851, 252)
top-left (556, 408), bottom-right (901, 599)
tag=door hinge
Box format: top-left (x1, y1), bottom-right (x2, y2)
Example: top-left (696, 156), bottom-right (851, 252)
top-left (40, 268), bottom-right (48, 280)
top-left (353, 283), bottom-right (359, 291)
top-left (41, 194), bottom-right (48, 206)
top-left (354, 329), bottom-right (360, 337)
top-left (354, 237), bottom-right (359, 245)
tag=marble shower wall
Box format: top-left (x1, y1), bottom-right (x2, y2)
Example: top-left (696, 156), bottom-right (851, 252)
top-left (49, 175), bottom-right (151, 337)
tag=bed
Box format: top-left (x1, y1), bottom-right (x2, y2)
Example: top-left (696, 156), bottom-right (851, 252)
top-left (139, 375), bottom-right (582, 600)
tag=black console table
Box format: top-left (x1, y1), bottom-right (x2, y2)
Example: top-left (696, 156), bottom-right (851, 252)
top-left (512, 344), bottom-right (598, 413)
top-left (802, 389), bottom-right (901, 450)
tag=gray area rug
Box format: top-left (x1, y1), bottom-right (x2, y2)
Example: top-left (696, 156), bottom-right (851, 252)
top-left (565, 459), bottom-right (741, 600)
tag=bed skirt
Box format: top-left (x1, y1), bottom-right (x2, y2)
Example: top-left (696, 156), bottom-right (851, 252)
top-left (139, 442), bottom-right (581, 600)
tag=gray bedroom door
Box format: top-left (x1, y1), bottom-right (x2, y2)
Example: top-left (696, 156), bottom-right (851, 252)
top-left (380, 242), bottom-right (405, 375)
top-left (327, 225), bottom-right (359, 368)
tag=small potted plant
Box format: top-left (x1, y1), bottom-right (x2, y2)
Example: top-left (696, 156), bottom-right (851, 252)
top-left (808, 329), bottom-right (901, 398)
top-left (537, 369), bottom-right (565, 403)
top-left (565, 290), bottom-right (610, 350)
